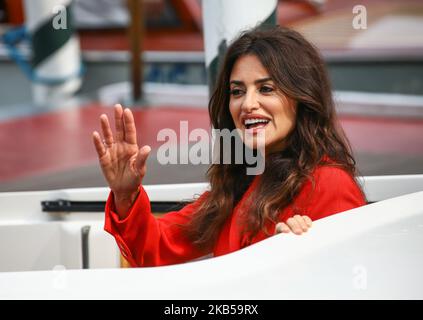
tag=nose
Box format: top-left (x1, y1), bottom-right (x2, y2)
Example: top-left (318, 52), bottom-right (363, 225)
top-left (241, 89), bottom-right (260, 113)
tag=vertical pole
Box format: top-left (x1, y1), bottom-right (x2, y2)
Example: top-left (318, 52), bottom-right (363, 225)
top-left (127, 0), bottom-right (143, 103)
top-left (202, 0), bottom-right (277, 97)
top-left (81, 225), bottom-right (90, 269)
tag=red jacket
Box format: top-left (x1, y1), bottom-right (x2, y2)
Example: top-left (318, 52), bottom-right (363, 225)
top-left (104, 165), bottom-right (366, 267)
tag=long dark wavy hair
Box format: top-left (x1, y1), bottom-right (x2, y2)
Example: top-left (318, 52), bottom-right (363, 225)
top-left (185, 25), bottom-right (362, 251)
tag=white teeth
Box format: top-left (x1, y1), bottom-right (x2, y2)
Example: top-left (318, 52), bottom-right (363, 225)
top-left (244, 118), bottom-right (269, 126)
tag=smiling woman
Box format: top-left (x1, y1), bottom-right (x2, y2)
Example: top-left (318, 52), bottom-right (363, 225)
top-left (93, 25), bottom-right (366, 267)
top-left (229, 54), bottom-right (297, 154)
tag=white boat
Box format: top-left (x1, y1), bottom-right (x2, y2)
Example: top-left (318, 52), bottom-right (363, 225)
top-left (0, 175), bottom-right (423, 299)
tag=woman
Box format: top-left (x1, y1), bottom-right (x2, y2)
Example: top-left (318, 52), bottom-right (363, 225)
top-left (93, 25), bottom-right (366, 267)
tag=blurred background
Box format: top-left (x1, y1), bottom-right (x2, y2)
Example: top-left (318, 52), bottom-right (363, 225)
top-left (0, 0), bottom-right (422, 192)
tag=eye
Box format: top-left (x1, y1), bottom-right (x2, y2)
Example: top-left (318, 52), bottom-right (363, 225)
top-left (230, 88), bottom-right (244, 96)
top-left (260, 85), bottom-right (274, 93)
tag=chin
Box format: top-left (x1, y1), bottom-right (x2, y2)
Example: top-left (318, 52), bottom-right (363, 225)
top-left (241, 130), bottom-right (268, 152)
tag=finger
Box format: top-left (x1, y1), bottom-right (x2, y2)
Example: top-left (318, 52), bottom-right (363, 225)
top-left (100, 114), bottom-right (114, 146)
top-left (92, 131), bottom-right (106, 157)
top-left (135, 145), bottom-right (151, 177)
top-left (274, 222), bottom-right (291, 234)
top-left (123, 108), bottom-right (137, 145)
top-left (303, 216), bottom-right (312, 228)
top-left (286, 217), bottom-right (302, 235)
top-left (114, 104), bottom-right (125, 142)
top-left (294, 215), bottom-right (309, 232)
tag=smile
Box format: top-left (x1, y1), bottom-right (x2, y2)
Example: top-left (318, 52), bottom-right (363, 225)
top-left (243, 118), bottom-right (270, 130)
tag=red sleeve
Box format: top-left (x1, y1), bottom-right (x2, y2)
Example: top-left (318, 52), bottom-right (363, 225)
top-left (104, 186), bottom-right (210, 267)
top-left (280, 166), bottom-right (366, 222)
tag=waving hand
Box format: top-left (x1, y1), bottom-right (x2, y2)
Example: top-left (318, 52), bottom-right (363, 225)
top-left (92, 104), bottom-right (151, 217)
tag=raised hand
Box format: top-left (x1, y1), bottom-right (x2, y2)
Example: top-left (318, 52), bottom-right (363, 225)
top-left (92, 104), bottom-right (151, 217)
top-left (275, 215), bottom-right (312, 235)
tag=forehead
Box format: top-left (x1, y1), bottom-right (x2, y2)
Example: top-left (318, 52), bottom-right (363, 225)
top-left (230, 54), bottom-right (270, 81)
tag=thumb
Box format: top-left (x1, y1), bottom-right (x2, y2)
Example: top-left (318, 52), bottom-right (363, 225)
top-left (135, 145), bottom-right (151, 178)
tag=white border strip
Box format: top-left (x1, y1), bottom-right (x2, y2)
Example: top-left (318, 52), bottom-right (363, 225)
top-left (334, 90), bottom-right (423, 117)
top-left (98, 82), bottom-right (209, 107)
top-left (334, 91), bottom-right (423, 108)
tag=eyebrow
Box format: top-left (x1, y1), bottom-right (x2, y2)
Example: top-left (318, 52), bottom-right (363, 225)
top-left (229, 77), bottom-right (273, 86)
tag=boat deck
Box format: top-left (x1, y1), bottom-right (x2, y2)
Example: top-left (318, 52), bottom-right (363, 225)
top-left (1, 101), bottom-right (423, 192)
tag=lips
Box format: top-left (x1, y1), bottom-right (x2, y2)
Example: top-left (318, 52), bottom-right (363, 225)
top-left (242, 115), bottom-right (271, 131)
top-left (244, 118), bottom-right (269, 129)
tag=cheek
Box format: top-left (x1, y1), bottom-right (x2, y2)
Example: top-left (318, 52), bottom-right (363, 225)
top-left (229, 102), bottom-right (239, 125)
top-left (284, 114), bottom-right (297, 136)
top-left (270, 102), bottom-right (297, 135)
top-left (278, 112), bottom-right (295, 130)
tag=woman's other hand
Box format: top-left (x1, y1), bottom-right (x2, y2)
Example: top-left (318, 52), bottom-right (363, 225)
top-left (92, 104), bottom-right (151, 217)
top-left (275, 215), bottom-right (312, 235)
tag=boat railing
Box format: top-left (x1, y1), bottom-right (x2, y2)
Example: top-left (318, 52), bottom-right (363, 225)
top-left (0, 175), bottom-right (422, 273)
